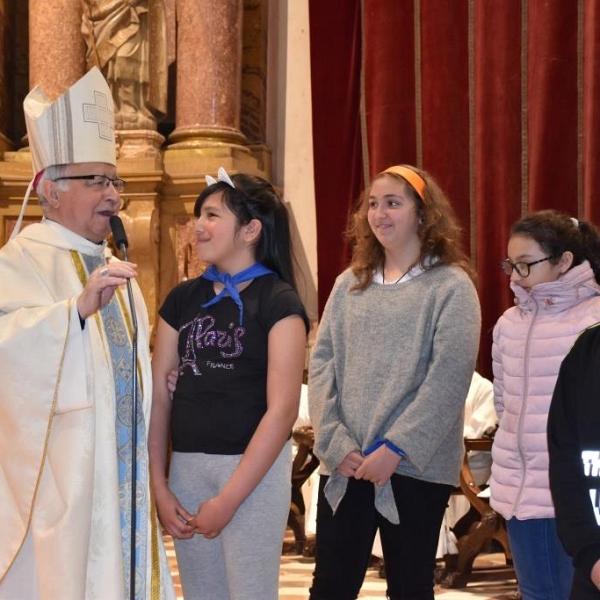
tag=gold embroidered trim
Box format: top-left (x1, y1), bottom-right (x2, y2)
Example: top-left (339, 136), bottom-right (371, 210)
top-left (70, 251), bottom-right (108, 358)
top-left (151, 493), bottom-right (161, 599)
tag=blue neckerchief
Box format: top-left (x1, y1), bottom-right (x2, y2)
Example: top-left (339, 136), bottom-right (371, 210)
top-left (201, 263), bottom-right (275, 324)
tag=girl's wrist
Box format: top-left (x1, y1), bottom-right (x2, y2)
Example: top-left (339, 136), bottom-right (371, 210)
top-left (218, 487), bottom-right (244, 513)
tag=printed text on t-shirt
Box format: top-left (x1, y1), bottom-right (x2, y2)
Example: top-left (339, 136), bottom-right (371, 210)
top-left (179, 315), bottom-right (245, 375)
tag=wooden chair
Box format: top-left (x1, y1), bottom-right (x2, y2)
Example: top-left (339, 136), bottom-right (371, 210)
top-left (437, 438), bottom-right (515, 589)
top-left (285, 425), bottom-right (319, 554)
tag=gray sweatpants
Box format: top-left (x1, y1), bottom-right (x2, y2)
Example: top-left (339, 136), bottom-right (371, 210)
top-left (169, 441), bottom-right (292, 600)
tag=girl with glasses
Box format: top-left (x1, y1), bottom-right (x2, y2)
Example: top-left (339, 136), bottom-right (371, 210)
top-left (490, 209), bottom-right (600, 600)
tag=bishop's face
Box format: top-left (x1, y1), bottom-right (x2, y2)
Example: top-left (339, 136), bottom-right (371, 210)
top-left (44, 162), bottom-right (122, 243)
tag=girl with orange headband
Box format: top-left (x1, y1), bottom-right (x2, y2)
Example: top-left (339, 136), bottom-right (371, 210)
top-left (308, 164), bottom-right (481, 599)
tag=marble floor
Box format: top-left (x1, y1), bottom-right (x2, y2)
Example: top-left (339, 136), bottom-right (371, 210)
top-left (164, 532), bottom-right (520, 599)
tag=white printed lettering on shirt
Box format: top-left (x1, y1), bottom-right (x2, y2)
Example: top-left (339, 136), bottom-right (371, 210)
top-left (581, 451), bottom-right (600, 525)
top-left (582, 450), bottom-right (600, 476)
top-left (589, 489), bottom-right (600, 526)
top-left (206, 361), bottom-right (234, 370)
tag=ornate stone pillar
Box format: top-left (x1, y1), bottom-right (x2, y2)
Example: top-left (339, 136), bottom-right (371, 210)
top-left (29, 0), bottom-right (85, 97)
top-left (170, 0), bottom-right (245, 149)
top-left (166, 0), bottom-right (264, 173)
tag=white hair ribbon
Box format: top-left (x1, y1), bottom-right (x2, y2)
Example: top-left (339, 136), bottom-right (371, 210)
top-left (571, 217), bottom-right (579, 228)
top-left (205, 167), bottom-right (235, 189)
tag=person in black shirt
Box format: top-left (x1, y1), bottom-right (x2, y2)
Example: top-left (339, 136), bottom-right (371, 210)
top-left (549, 323), bottom-right (600, 599)
top-left (148, 168), bottom-right (309, 600)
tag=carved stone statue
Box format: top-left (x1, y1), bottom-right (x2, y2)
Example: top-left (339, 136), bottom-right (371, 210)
top-left (81, 0), bottom-right (169, 130)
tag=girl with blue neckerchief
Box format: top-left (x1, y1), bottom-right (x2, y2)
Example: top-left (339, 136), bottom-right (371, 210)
top-left (149, 169), bottom-right (309, 600)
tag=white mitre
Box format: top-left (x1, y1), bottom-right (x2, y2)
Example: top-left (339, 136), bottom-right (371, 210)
top-left (11, 67), bottom-right (116, 238)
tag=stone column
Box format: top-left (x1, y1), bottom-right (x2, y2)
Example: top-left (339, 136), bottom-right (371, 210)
top-left (169, 0), bottom-right (246, 148)
top-left (29, 0), bottom-right (85, 98)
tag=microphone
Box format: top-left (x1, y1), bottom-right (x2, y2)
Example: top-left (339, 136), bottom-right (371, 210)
top-left (110, 215), bottom-right (129, 252)
top-left (109, 214), bottom-right (138, 600)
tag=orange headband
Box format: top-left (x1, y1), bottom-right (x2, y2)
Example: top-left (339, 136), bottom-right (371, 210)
top-left (382, 165), bottom-right (426, 201)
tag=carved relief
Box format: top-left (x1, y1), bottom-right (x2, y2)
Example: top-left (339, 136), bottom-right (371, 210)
top-left (81, 0), bottom-right (169, 131)
top-left (175, 215), bottom-right (206, 282)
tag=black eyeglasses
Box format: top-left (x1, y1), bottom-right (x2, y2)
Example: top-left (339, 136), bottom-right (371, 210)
top-left (501, 256), bottom-right (554, 277)
top-left (53, 174), bottom-right (125, 193)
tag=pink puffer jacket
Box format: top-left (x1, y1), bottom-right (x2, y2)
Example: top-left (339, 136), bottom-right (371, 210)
top-left (490, 261), bottom-right (600, 520)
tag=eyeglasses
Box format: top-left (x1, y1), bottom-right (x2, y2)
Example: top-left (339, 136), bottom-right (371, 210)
top-left (501, 256), bottom-right (554, 277)
top-left (53, 174), bottom-right (125, 193)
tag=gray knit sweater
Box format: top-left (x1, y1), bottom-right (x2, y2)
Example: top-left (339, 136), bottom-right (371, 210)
top-left (308, 264), bottom-right (481, 522)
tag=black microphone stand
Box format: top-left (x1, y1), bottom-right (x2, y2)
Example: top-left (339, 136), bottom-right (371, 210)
top-left (111, 219), bottom-right (139, 600)
top-left (119, 240), bottom-right (139, 600)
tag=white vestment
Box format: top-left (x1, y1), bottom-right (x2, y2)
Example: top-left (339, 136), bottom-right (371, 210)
top-left (0, 220), bottom-right (174, 599)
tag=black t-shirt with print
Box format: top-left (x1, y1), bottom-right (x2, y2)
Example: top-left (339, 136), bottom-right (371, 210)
top-left (159, 273), bottom-right (308, 454)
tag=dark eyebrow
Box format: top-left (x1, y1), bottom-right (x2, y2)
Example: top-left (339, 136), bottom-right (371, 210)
top-left (510, 254), bottom-right (536, 261)
top-left (369, 194), bottom-right (404, 200)
top-left (202, 203), bottom-right (222, 212)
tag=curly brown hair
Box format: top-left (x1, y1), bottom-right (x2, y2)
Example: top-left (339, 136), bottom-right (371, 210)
top-left (346, 165), bottom-right (474, 291)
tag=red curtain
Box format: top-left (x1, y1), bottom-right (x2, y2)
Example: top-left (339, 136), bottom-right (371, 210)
top-left (362, 1), bottom-right (418, 172)
top-left (584, 1), bottom-right (600, 223)
top-left (309, 0), bottom-right (364, 313)
top-left (474, 1), bottom-right (524, 375)
top-left (310, 0), bottom-right (596, 378)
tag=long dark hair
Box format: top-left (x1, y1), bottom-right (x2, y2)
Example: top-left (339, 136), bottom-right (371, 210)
top-left (511, 209), bottom-right (600, 284)
top-left (194, 173), bottom-right (298, 289)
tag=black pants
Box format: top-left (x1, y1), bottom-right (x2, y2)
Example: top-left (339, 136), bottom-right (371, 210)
top-left (570, 568), bottom-right (600, 599)
top-left (309, 474), bottom-right (452, 600)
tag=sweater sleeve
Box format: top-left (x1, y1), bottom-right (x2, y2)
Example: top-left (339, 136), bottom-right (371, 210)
top-left (308, 280), bottom-right (361, 472)
top-left (383, 272), bottom-right (481, 472)
top-left (548, 341), bottom-right (600, 578)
